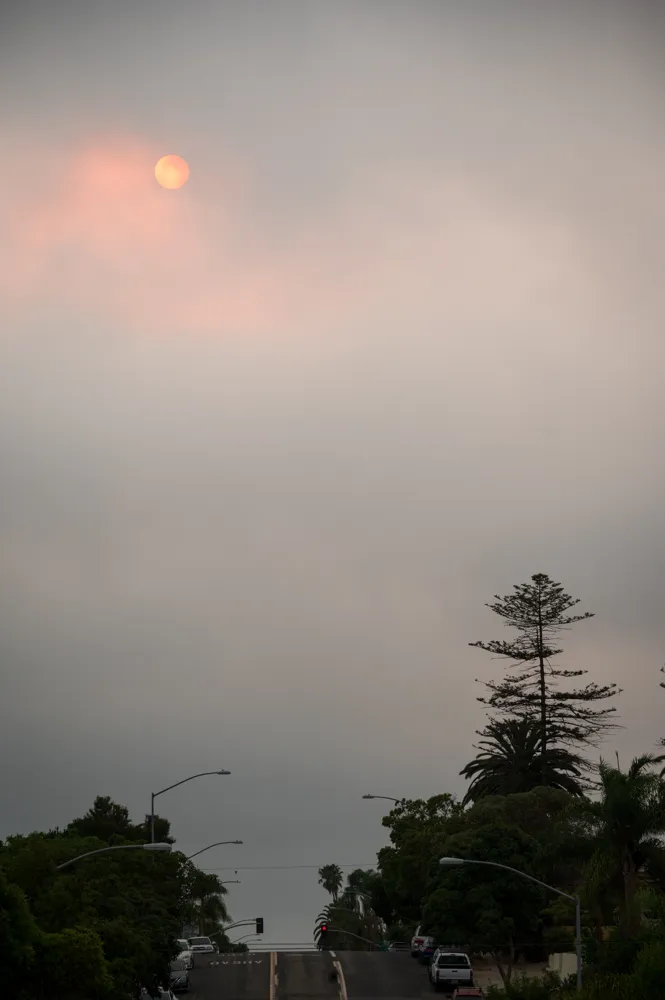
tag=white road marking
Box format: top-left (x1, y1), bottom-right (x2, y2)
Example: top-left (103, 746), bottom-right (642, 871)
top-left (332, 956), bottom-right (348, 1000)
top-left (269, 951), bottom-right (277, 1000)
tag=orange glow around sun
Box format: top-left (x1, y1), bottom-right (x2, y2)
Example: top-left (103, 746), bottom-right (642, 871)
top-left (154, 154), bottom-right (190, 190)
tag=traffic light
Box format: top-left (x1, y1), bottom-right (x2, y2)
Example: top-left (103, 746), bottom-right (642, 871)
top-left (256, 918), bottom-right (264, 935)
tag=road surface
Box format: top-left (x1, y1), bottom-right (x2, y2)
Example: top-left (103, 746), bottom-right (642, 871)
top-left (186, 950), bottom-right (433, 1000)
top-left (187, 951), bottom-right (272, 1000)
top-left (337, 952), bottom-right (431, 1000)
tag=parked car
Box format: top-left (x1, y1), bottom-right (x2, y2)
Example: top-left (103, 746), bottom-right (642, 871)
top-left (410, 927), bottom-right (426, 957)
top-left (388, 941), bottom-right (410, 951)
top-left (429, 952), bottom-right (474, 991)
top-left (175, 940), bottom-right (194, 969)
top-left (418, 938), bottom-right (438, 965)
top-left (188, 935), bottom-right (214, 955)
top-left (169, 959), bottom-right (190, 993)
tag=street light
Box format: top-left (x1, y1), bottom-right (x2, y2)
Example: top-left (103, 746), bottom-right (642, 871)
top-left (362, 794), bottom-right (401, 804)
top-left (186, 841), bottom-right (243, 860)
top-left (150, 771), bottom-right (231, 842)
top-left (57, 842), bottom-right (172, 871)
top-left (439, 856), bottom-right (582, 992)
top-left (221, 880), bottom-right (242, 885)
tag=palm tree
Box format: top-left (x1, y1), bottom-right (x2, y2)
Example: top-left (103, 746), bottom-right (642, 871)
top-left (581, 753), bottom-right (665, 936)
top-left (318, 864), bottom-right (343, 901)
top-left (187, 870), bottom-right (229, 935)
top-left (460, 717), bottom-right (587, 805)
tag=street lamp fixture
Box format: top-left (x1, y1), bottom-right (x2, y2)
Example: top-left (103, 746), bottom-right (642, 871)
top-left (439, 857), bottom-right (582, 992)
top-left (186, 840), bottom-right (243, 860)
top-left (150, 770), bottom-right (231, 842)
top-left (362, 794), bottom-right (400, 804)
top-left (57, 842), bottom-right (172, 871)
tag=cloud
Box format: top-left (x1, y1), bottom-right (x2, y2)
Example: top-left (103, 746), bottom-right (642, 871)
top-left (1, 130), bottom-right (604, 341)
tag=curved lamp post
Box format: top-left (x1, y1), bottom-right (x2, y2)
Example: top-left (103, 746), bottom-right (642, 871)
top-left (439, 856), bottom-right (582, 992)
top-left (186, 840), bottom-right (243, 860)
top-left (362, 794), bottom-right (401, 804)
top-left (57, 842), bottom-right (172, 871)
top-left (151, 771), bottom-right (230, 842)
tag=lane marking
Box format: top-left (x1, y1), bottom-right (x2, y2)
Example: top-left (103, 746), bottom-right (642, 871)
top-left (332, 955), bottom-right (348, 1000)
top-left (269, 951), bottom-right (277, 1000)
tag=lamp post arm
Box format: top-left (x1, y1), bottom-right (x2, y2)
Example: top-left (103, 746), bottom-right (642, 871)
top-left (465, 859), bottom-right (577, 902)
top-left (154, 772), bottom-right (227, 798)
top-left (57, 845), bottom-right (142, 871)
top-left (186, 841), bottom-right (241, 860)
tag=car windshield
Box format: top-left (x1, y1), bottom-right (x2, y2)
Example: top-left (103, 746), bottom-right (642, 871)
top-left (171, 960), bottom-right (186, 971)
top-left (189, 937), bottom-right (210, 946)
top-left (437, 954), bottom-right (470, 967)
top-left (177, 940), bottom-right (189, 949)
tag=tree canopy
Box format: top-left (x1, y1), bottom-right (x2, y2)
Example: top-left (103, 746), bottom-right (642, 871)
top-left (0, 798), bottom-right (234, 999)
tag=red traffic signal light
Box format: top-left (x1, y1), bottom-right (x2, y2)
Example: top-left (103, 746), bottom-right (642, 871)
top-left (320, 923), bottom-right (328, 933)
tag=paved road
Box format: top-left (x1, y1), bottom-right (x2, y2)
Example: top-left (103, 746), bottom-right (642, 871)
top-left (336, 952), bottom-right (431, 1000)
top-left (187, 951), bottom-right (272, 1000)
top-left (185, 950), bottom-right (433, 1000)
top-left (278, 952), bottom-right (340, 1000)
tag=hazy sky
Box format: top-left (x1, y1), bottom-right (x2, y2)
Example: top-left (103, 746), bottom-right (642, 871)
top-left (1, 0), bottom-right (664, 944)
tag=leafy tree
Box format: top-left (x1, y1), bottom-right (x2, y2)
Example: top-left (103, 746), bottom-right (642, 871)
top-left (577, 754), bottom-right (665, 936)
top-left (462, 786), bottom-right (584, 895)
top-left (67, 797), bottom-right (138, 843)
top-left (0, 798), bottom-right (225, 996)
top-left (631, 935), bottom-right (665, 997)
top-left (67, 795), bottom-right (172, 845)
top-left (0, 868), bottom-right (37, 992)
top-left (376, 795), bottom-right (464, 926)
top-left (318, 864), bottom-right (344, 901)
top-left (470, 573), bottom-right (620, 774)
top-left (29, 927), bottom-right (113, 1000)
top-left (460, 718), bottom-right (587, 804)
top-left (424, 821), bottom-right (548, 985)
top-left (342, 868), bottom-right (375, 912)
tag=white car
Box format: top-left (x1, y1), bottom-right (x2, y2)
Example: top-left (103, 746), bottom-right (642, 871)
top-left (410, 927), bottom-right (426, 957)
top-left (188, 935), bottom-right (214, 955)
top-left (175, 939), bottom-right (194, 969)
top-left (429, 952), bottom-right (474, 991)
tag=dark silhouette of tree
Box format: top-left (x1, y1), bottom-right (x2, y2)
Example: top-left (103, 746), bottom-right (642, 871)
top-left (460, 717), bottom-right (587, 803)
top-left (470, 573), bottom-right (621, 776)
top-left (67, 796), bottom-right (172, 844)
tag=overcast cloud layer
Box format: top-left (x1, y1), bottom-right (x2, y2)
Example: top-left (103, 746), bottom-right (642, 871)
top-left (1, 0), bottom-right (664, 943)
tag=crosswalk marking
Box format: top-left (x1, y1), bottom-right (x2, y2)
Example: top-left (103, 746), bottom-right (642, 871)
top-left (208, 959), bottom-right (264, 966)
